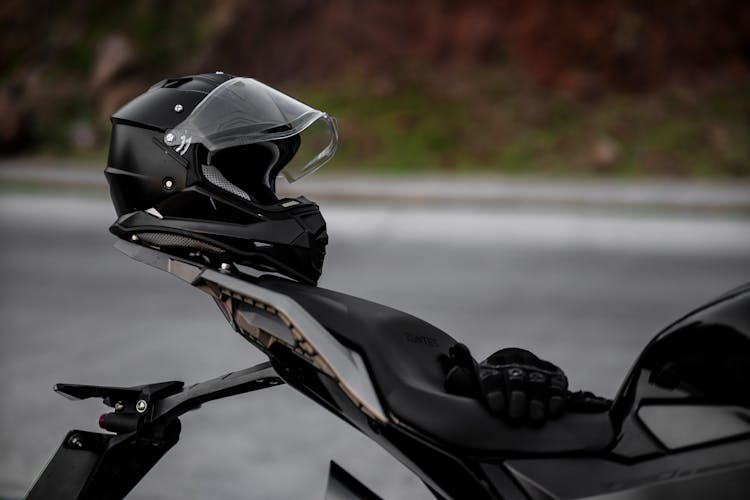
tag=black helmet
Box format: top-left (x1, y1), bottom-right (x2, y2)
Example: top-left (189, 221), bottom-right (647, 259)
top-left (105, 73), bottom-right (338, 284)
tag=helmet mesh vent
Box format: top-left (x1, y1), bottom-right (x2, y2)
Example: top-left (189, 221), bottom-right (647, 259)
top-left (201, 164), bottom-right (251, 201)
top-left (137, 232), bottom-right (225, 254)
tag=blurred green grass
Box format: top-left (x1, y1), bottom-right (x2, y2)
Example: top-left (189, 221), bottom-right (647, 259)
top-left (290, 72), bottom-right (749, 178)
top-left (5, 1), bottom-right (748, 179)
top-left (29, 73), bottom-right (749, 179)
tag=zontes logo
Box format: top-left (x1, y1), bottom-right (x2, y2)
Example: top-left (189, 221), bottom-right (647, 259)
top-left (403, 333), bottom-right (439, 348)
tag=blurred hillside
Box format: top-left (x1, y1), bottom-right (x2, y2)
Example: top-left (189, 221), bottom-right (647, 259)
top-left (1, 0), bottom-right (749, 177)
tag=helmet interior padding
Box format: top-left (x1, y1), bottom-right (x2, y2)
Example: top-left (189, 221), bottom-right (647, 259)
top-left (203, 136), bottom-right (300, 205)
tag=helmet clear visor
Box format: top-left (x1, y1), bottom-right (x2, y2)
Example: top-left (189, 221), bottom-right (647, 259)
top-left (164, 77), bottom-right (338, 182)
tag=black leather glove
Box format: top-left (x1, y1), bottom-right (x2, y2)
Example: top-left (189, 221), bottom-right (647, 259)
top-left (478, 347), bottom-right (568, 424)
top-left (444, 344), bottom-right (610, 426)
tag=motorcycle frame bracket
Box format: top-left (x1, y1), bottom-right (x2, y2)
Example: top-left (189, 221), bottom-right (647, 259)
top-left (26, 362), bottom-right (283, 500)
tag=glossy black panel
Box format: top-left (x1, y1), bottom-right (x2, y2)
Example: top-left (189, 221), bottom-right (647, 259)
top-left (506, 439), bottom-right (750, 500)
top-left (618, 283), bottom-right (750, 411)
top-left (111, 73), bottom-right (233, 131)
top-left (609, 283), bottom-right (750, 460)
top-left (638, 405), bottom-right (750, 450)
top-left (112, 89), bottom-right (208, 131)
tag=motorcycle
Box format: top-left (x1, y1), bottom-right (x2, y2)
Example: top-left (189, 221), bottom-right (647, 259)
top-left (25, 237), bottom-right (750, 499)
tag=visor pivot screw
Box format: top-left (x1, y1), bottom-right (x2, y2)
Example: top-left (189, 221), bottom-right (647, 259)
top-left (131, 234), bottom-right (139, 242)
top-left (165, 133), bottom-right (175, 143)
top-left (135, 400), bottom-right (148, 413)
top-left (163, 178), bottom-right (175, 190)
top-left (114, 401), bottom-right (125, 412)
top-left (173, 104), bottom-right (183, 113)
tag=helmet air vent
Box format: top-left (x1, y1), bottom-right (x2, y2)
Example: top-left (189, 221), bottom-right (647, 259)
top-left (136, 232), bottom-right (225, 255)
top-left (201, 164), bottom-right (251, 201)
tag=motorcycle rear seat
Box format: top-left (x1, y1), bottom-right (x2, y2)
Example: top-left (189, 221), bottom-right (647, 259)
top-left (258, 276), bottom-right (614, 456)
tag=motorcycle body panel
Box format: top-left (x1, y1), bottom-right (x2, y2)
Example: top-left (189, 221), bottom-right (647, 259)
top-left (172, 239), bottom-right (748, 499)
top-left (29, 241), bottom-right (750, 499)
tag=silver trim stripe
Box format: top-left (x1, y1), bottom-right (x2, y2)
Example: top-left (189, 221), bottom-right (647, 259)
top-left (201, 270), bottom-right (387, 423)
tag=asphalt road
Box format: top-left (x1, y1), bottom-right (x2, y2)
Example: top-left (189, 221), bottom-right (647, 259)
top-left (1, 192), bottom-right (749, 499)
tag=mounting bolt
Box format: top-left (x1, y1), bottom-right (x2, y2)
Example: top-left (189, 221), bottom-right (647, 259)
top-left (131, 234), bottom-right (139, 241)
top-left (68, 434), bottom-right (84, 448)
top-left (220, 263), bottom-right (232, 272)
top-left (163, 177), bottom-right (174, 190)
top-left (174, 104), bottom-right (183, 113)
top-left (135, 400), bottom-right (148, 413)
top-left (114, 401), bottom-right (125, 412)
top-left (165, 132), bottom-right (175, 143)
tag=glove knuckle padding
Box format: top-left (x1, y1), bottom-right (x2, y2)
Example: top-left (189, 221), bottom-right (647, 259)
top-left (548, 373), bottom-right (568, 418)
top-left (502, 367), bottom-right (528, 421)
top-left (479, 371), bottom-right (506, 414)
top-left (479, 348), bottom-right (570, 424)
top-left (527, 371), bottom-right (549, 423)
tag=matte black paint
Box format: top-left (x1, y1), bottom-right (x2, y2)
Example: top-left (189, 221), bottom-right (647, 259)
top-left (105, 74), bottom-right (329, 284)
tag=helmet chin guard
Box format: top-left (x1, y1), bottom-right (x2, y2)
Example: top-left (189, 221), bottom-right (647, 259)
top-left (105, 73), bottom-right (334, 284)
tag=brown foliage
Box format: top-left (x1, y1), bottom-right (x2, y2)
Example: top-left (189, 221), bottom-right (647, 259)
top-left (201, 0), bottom-right (750, 93)
top-left (1, 0), bottom-right (748, 153)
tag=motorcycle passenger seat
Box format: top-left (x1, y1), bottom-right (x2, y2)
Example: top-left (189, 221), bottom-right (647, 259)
top-left (258, 275), bottom-right (614, 456)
